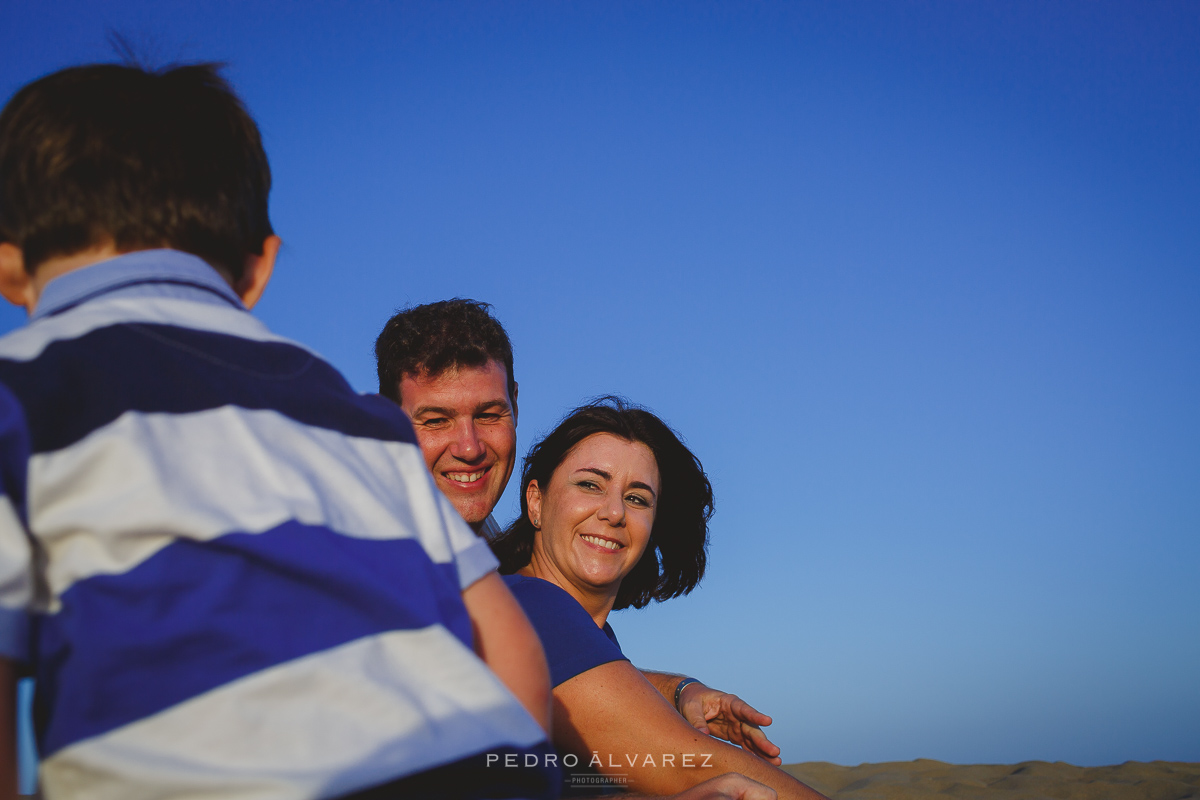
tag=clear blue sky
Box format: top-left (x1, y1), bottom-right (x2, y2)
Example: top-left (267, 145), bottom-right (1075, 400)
top-left (3, 1), bottom-right (1197, 767)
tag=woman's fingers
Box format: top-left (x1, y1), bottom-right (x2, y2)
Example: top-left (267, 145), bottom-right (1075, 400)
top-left (697, 694), bottom-right (783, 763)
top-left (734, 721), bottom-right (783, 763)
top-left (671, 772), bottom-right (779, 800)
top-left (725, 696), bottom-right (773, 729)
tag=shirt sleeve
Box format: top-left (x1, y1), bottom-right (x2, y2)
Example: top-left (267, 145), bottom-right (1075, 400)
top-left (0, 383), bottom-right (32, 662)
top-left (503, 575), bottom-right (628, 687)
top-left (432, 489), bottom-right (499, 590)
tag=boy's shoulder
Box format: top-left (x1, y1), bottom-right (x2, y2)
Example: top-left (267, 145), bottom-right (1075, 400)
top-left (0, 250), bottom-right (298, 361)
top-left (0, 293), bottom-right (295, 366)
top-left (0, 249), bottom-right (420, 460)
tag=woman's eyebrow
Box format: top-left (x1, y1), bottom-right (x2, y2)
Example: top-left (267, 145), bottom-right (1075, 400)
top-left (629, 481), bottom-right (657, 498)
top-left (577, 468), bottom-right (657, 498)
top-left (577, 467), bottom-right (612, 480)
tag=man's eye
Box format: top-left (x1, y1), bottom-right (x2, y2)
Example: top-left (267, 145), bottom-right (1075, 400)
top-left (477, 413), bottom-right (501, 422)
top-left (421, 418), bottom-right (450, 428)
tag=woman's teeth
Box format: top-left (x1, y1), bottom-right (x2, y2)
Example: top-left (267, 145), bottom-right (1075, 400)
top-left (581, 535), bottom-right (621, 550)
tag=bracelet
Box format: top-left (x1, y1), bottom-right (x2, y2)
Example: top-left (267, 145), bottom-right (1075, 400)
top-left (674, 677), bottom-right (702, 712)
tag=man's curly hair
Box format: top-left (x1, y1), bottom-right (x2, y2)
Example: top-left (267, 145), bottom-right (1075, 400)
top-left (375, 299), bottom-right (515, 403)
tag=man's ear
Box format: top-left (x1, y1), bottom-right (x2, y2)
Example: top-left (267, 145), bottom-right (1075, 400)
top-left (0, 243), bottom-right (34, 312)
top-left (526, 479), bottom-right (542, 529)
top-left (511, 381), bottom-right (519, 425)
top-left (235, 235), bottom-right (281, 309)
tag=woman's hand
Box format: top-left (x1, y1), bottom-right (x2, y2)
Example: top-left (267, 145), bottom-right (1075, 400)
top-left (615, 773), bottom-right (778, 800)
top-left (666, 773), bottom-right (778, 800)
top-left (677, 682), bottom-right (783, 765)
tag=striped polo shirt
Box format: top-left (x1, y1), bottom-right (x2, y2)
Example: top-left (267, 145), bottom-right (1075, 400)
top-left (0, 250), bottom-right (554, 799)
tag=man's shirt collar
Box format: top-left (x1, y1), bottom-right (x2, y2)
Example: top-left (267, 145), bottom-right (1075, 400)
top-left (478, 513), bottom-right (503, 542)
top-left (33, 249), bottom-right (244, 321)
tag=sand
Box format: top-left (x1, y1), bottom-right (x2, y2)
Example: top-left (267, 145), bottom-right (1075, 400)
top-left (783, 759), bottom-right (1200, 800)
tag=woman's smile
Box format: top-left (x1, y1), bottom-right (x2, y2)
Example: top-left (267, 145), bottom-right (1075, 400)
top-left (578, 533), bottom-right (624, 551)
top-left (524, 432), bottom-right (661, 612)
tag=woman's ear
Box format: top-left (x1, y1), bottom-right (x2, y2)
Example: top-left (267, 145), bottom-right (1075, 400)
top-left (526, 480), bottom-right (543, 529)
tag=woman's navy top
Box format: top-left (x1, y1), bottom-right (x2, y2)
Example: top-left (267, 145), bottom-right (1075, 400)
top-left (502, 575), bottom-right (628, 687)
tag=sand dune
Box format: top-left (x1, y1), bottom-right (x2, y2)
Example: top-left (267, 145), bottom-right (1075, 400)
top-left (783, 759), bottom-right (1200, 799)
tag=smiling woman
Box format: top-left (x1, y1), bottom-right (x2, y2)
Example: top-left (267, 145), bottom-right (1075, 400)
top-left (523, 431), bottom-right (660, 614)
top-left (490, 398), bottom-right (828, 800)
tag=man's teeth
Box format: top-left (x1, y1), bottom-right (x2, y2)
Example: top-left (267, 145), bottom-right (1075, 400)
top-left (447, 471), bottom-right (484, 484)
top-left (581, 535), bottom-right (621, 550)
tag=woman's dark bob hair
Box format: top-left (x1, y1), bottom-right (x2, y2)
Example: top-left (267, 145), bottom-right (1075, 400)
top-left (491, 396), bottom-right (713, 611)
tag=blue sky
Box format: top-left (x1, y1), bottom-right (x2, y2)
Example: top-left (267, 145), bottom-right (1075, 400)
top-left (3, 1), bottom-right (1197, 767)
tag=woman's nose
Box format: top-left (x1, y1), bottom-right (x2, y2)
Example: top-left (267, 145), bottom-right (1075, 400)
top-left (597, 490), bottom-right (626, 525)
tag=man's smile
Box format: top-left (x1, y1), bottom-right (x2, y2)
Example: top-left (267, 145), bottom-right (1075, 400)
top-left (444, 467), bottom-right (490, 487)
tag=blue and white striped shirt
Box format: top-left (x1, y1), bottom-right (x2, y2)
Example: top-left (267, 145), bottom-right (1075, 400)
top-left (0, 250), bottom-right (553, 799)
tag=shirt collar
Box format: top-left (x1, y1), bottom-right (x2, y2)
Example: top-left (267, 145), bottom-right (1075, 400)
top-left (478, 513), bottom-right (503, 541)
top-left (32, 249), bottom-right (245, 320)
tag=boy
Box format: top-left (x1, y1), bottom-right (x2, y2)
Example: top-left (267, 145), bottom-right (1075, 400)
top-left (0, 61), bottom-right (554, 798)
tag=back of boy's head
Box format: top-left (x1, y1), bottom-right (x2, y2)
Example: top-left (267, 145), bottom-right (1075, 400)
top-left (0, 61), bottom-right (272, 280)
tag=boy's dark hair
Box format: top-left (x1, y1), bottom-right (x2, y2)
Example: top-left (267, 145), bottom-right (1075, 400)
top-left (0, 62), bottom-right (273, 279)
top-left (375, 299), bottom-right (516, 404)
top-left (490, 396), bottom-right (712, 611)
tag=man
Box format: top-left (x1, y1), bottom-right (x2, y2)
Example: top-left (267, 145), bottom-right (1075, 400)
top-left (376, 299), bottom-right (516, 539)
top-left (375, 299), bottom-right (786, 764)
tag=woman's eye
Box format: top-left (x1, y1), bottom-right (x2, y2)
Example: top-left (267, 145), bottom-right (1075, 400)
top-left (577, 480), bottom-right (598, 490)
top-left (626, 494), bottom-right (649, 507)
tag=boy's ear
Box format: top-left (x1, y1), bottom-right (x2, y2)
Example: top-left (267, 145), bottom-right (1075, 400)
top-left (235, 235), bottom-right (281, 309)
top-left (0, 243), bottom-right (34, 312)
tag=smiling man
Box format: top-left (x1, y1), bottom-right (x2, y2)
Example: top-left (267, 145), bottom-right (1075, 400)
top-left (397, 359), bottom-right (516, 531)
top-left (375, 299), bottom-right (791, 766)
top-left (376, 299), bottom-right (517, 538)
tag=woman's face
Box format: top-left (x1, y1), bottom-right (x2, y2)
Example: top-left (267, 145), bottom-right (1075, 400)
top-left (527, 432), bottom-right (661, 600)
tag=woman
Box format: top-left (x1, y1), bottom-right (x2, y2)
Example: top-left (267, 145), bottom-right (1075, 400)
top-left (492, 398), bottom-right (827, 800)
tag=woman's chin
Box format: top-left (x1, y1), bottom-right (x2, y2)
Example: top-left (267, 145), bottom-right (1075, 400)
top-left (570, 563), bottom-right (628, 594)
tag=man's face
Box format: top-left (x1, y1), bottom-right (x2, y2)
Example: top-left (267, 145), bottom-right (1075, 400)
top-left (399, 359), bottom-right (518, 531)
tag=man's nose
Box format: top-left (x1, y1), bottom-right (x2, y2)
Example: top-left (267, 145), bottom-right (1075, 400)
top-left (449, 420), bottom-right (484, 462)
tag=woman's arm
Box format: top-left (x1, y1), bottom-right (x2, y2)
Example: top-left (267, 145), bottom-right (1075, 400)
top-left (552, 660), bottom-right (827, 800)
